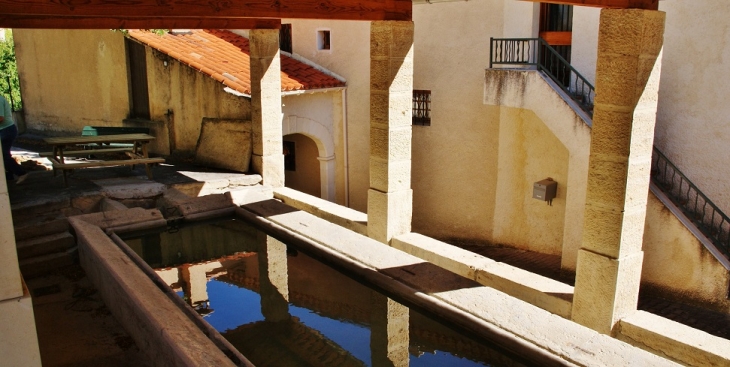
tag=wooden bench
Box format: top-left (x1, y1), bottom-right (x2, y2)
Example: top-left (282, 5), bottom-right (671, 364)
top-left (39, 147), bottom-right (134, 158)
top-left (43, 134), bottom-right (164, 186)
top-left (52, 158), bottom-right (165, 170)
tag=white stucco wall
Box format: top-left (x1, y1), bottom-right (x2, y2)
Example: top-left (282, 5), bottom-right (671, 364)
top-left (655, 0), bottom-right (730, 215)
top-left (282, 91), bottom-right (345, 204)
top-left (570, 7), bottom-right (600, 86)
top-left (502, 1), bottom-right (539, 38)
top-left (284, 19), bottom-right (370, 211)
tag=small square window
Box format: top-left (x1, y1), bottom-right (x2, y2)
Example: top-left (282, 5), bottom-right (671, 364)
top-left (413, 90), bottom-right (431, 126)
top-left (317, 30), bottom-right (331, 51)
top-left (280, 24), bottom-right (292, 53)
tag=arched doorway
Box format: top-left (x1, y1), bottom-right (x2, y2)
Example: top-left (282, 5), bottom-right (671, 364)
top-left (282, 116), bottom-right (337, 202)
top-left (283, 133), bottom-right (321, 198)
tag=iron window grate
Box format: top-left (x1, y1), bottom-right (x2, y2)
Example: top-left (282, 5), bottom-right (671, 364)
top-left (413, 90), bottom-right (431, 126)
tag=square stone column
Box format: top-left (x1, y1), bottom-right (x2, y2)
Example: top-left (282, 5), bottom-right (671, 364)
top-left (0, 157), bottom-right (22, 300)
top-left (367, 21), bottom-right (414, 244)
top-left (250, 29), bottom-right (284, 188)
top-left (572, 9), bottom-right (665, 335)
top-left (0, 156), bottom-right (41, 367)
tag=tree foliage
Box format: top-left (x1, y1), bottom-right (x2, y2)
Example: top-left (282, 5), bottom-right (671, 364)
top-left (0, 29), bottom-right (21, 111)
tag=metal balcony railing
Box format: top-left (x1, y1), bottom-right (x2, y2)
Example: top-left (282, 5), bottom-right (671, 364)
top-left (489, 37), bottom-right (594, 116)
top-left (652, 147), bottom-right (730, 260)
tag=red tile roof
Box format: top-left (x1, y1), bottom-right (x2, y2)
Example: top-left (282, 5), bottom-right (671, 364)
top-left (127, 29), bottom-right (345, 95)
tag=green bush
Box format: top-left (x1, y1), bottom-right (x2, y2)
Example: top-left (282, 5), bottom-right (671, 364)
top-left (0, 29), bottom-right (22, 111)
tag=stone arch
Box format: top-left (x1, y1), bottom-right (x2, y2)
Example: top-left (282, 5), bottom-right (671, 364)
top-left (282, 116), bottom-right (336, 201)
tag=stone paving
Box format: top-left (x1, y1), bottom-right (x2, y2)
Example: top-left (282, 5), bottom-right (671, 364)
top-left (454, 242), bottom-right (730, 340)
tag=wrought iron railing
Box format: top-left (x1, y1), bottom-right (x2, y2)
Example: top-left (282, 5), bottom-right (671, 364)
top-left (489, 37), bottom-right (594, 116)
top-left (652, 147), bottom-right (730, 260)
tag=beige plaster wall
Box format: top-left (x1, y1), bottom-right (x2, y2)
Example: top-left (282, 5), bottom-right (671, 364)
top-left (642, 191), bottom-right (730, 311)
top-left (409, 0), bottom-right (504, 241)
top-left (145, 49), bottom-right (251, 155)
top-left (485, 70), bottom-right (591, 268)
top-left (14, 30), bottom-right (130, 134)
top-left (284, 134), bottom-right (322, 198)
top-left (654, 0), bottom-right (730, 214)
top-left (284, 19), bottom-right (370, 211)
top-left (492, 108), bottom-right (569, 255)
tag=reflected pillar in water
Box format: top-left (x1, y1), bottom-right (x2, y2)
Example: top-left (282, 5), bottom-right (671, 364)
top-left (258, 233), bottom-right (290, 321)
top-left (370, 292), bottom-right (409, 367)
top-left (181, 262), bottom-right (221, 307)
top-left (367, 21), bottom-right (414, 244)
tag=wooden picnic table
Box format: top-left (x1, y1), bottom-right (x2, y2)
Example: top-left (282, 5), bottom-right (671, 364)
top-left (43, 133), bottom-right (165, 186)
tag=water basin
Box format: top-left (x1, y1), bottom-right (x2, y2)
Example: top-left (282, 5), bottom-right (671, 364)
top-left (121, 219), bottom-right (528, 367)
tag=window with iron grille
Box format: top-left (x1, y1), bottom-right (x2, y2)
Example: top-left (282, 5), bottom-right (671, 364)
top-left (280, 24), bottom-right (292, 53)
top-left (412, 90), bottom-right (431, 126)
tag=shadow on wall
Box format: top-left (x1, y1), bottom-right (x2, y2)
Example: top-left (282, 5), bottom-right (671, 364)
top-left (283, 133), bottom-right (321, 198)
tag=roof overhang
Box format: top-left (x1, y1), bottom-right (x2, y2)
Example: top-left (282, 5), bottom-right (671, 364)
top-left (0, 0), bottom-right (412, 29)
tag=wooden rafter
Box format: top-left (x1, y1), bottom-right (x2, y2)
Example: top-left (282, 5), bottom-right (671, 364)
top-left (0, 0), bottom-right (412, 23)
top-left (520, 0), bottom-right (659, 10)
top-left (0, 16), bottom-right (281, 29)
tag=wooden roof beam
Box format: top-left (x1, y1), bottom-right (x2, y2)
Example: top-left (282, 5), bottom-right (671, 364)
top-left (0, 0), bottom-right (412, 21)
top-left (0, 16), bottom-right (282, 30)
top-left (519, 0), bottom-right (659, 10)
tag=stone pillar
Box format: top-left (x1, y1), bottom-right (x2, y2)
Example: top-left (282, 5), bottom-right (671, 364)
top-left (318, 154), bottom-right (336, 202)
top-left (250, 29), bottom-right (284, 188)
top-left (0, 157), bottom-right (42, 366)
top-left (0, 159), bottom-right (22, 300)
top-left (367, 21), bottom-right (414, 244)
top-left (370, 292), bottom-right (409, 367)
top-left (258, 233), bottom-right (289, 322)
top-left (572, 9), bottom-right (665, 335)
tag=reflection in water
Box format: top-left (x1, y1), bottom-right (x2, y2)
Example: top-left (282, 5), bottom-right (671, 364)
top-left (123, 220), bottom-right (525, 367)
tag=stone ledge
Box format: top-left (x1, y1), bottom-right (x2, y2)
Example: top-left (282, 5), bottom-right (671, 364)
top-left (72, 219), bottom-right (236, 367)
top-left (68, 207), bottom-right (165, 231)
top-left (392, 233), bottom-right (573, 318)
top-left (617, 311), bottom-right (730, 367)
top-left (273, 187), bottom-right (367, 235)
top-left (0, 280), bottom-right (41, 367)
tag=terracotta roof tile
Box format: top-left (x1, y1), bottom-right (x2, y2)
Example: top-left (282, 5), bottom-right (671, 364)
top-left (127, 29), bottom-right (345, 96)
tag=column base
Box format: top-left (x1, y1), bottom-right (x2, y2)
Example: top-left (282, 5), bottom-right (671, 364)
top-left (367, 189), bottom-right (412, 244)
top-left (572, 249), bottom-right (644, 335)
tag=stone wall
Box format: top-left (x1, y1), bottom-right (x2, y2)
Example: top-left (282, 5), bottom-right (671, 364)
top-left (14, 30), bottom-right (130, 134)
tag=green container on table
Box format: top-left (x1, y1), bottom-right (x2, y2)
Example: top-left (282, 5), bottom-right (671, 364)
top-left (81, 126), bottom-right (150, 136)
